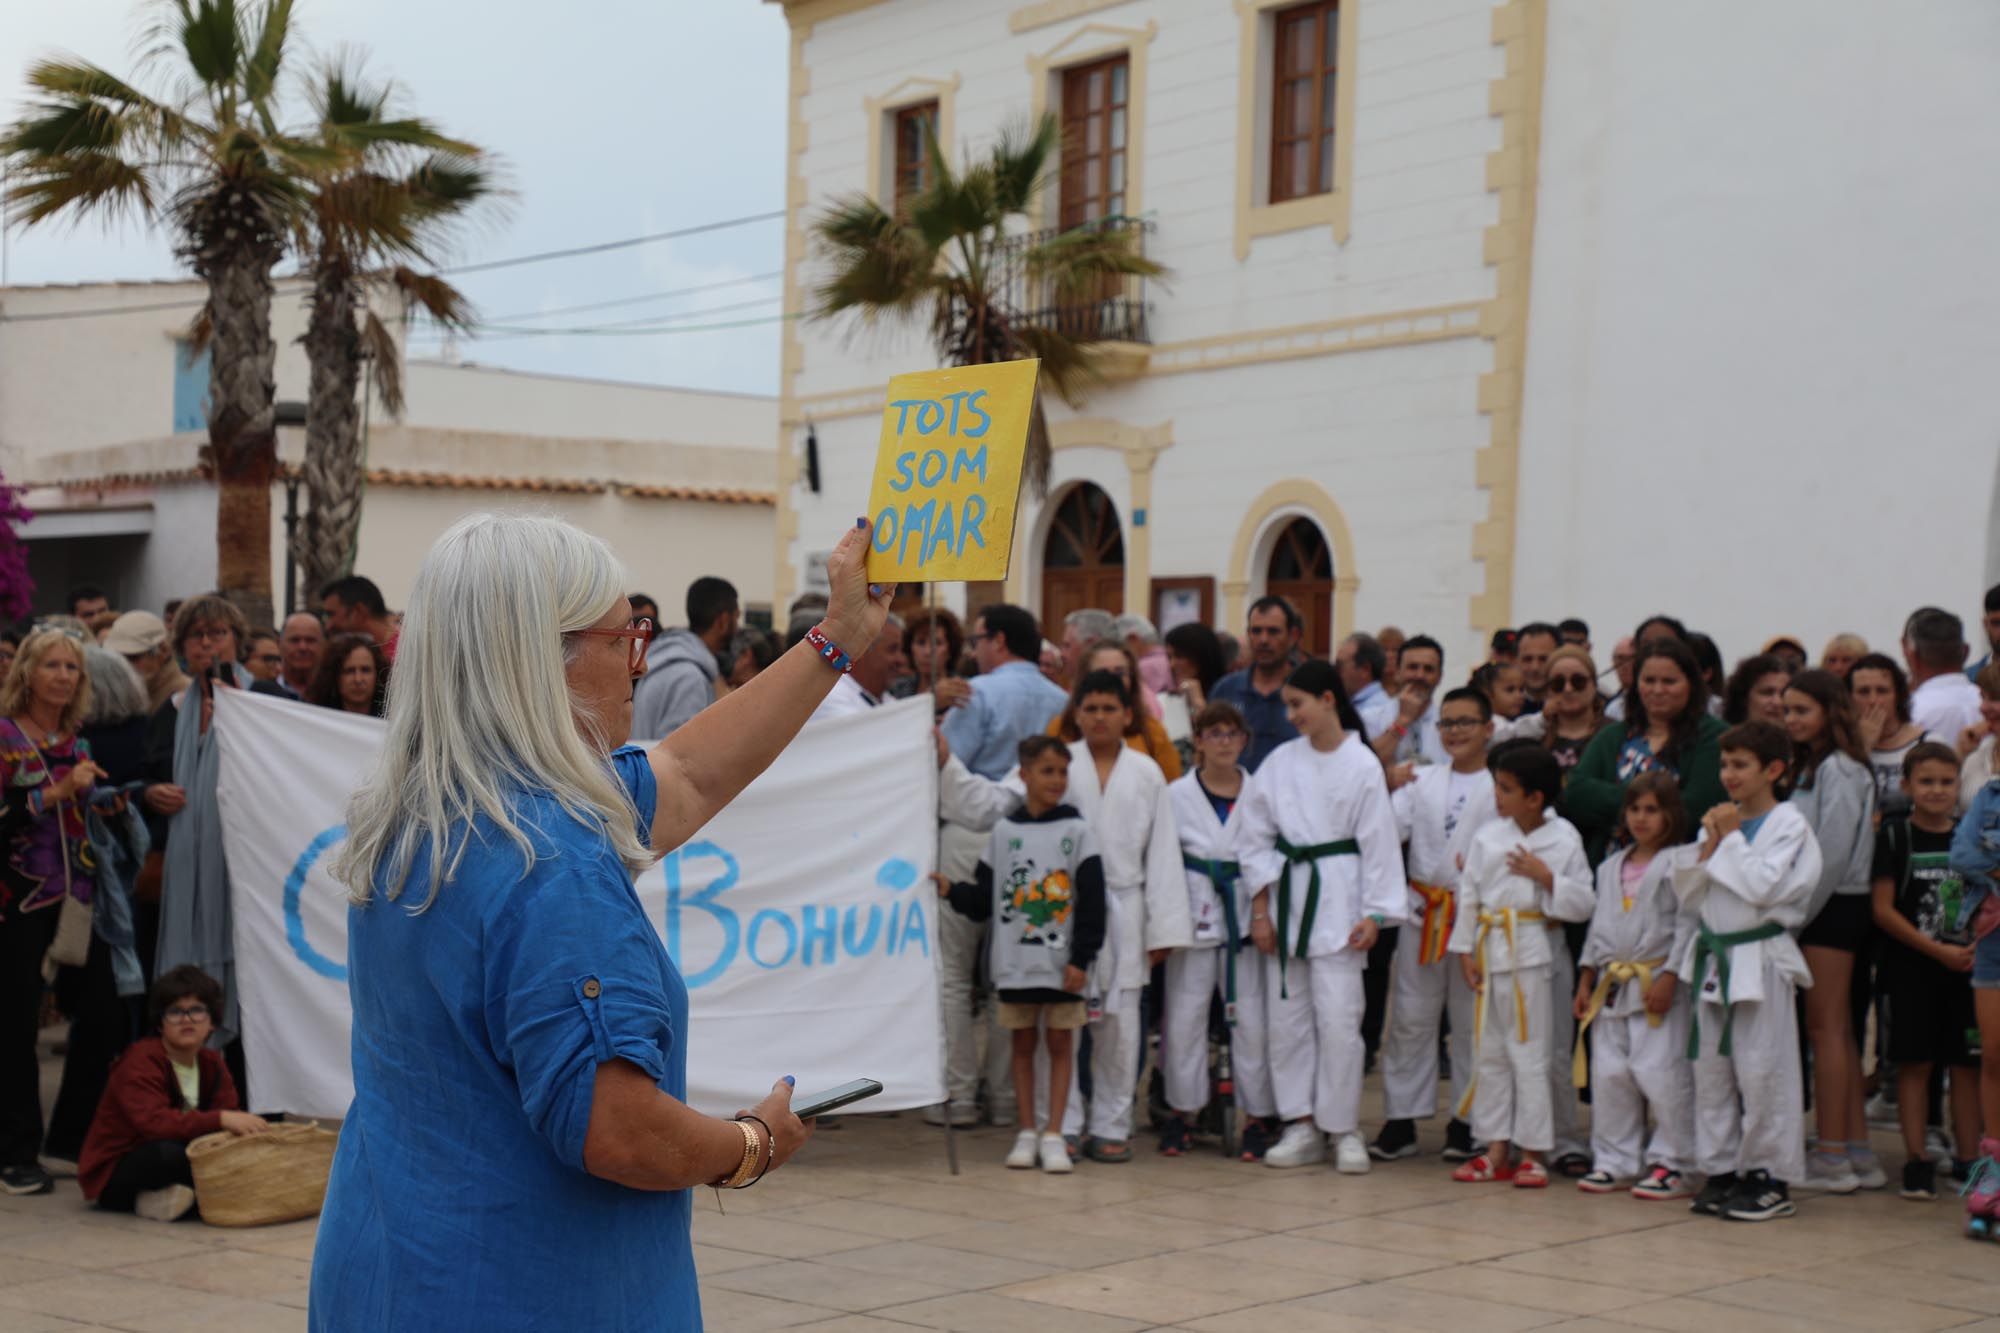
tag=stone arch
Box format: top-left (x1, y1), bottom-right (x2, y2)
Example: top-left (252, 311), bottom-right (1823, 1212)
top-left (1224, 479), bottom-right (1360, 640)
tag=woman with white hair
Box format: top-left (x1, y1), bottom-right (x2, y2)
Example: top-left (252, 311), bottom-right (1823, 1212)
top-left (308, 513), bottom-right (891, 1330)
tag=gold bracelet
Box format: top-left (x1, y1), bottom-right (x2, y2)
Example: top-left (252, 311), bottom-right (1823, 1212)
top-left (720, 1120), bottom-right (760, 1189)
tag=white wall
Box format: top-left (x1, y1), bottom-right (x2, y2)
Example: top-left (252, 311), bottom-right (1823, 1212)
top-left (1514, 0), bottom-right (2000, 663)
top-left (400, 360), bottom-right (774, 450)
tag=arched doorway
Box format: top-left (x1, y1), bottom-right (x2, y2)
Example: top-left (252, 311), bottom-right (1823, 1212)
top-left (1041, 482), bottom-right (1124, 621)
top-left (1266, 517), bottom-right (1334, 656)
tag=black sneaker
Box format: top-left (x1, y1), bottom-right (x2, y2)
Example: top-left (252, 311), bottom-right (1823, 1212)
top-left (0, 1164), bottom-right (53, 1196)
top-left (1690, 1171), bottom-right (1738, 1216)
top-left (1441, 1118), bottom-right (1482, 1162)
top-left (1722, 1169), bottom-right (1795, 1221)
top-left (1368, 1118), bottom-right (1419, 1161)
top-left (1239, 1116), bottom-right (1277, 1162)
top-left (1157, 1115), bottom-right (1191, 1157)
top-left (1900, 1157), bottom-right (1938, 1201)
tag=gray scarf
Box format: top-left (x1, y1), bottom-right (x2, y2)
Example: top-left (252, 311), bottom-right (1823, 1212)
top-left (156, 667), bottom-right (249, 1046)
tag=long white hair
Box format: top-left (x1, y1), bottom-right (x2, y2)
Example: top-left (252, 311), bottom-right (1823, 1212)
top-left (335, 513), bottom-right (652, 910)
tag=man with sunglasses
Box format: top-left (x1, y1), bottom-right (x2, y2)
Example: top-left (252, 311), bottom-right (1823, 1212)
top-left (632, 577), bottom-right (738, 741)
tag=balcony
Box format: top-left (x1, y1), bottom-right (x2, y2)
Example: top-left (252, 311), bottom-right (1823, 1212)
top-left (988, 216), bottom-right (1155, 381)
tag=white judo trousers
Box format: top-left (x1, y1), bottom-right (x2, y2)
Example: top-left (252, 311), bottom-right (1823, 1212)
top-left (1263, 951), bottom-right (1367, 1134)
top-left (1544, 937), bottom-right (1585, 1160)
top-left (1468, 966), bottom-right (1554, 1152)
top-left (1162, 945), bottom-right (1275, 1118)
top-left (1380, 933), bottom-right (1475, 1122)
top-left (1690, 962), bottom-right (1806, 1186)
top-left (1588, 1004), bottom-right (1697, 1178)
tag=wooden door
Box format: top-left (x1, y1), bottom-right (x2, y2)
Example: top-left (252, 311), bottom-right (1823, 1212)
top-left (1041, 483), bottom-right (1124, 621)
top-left (1266, 517), bottom-right (1334, 657)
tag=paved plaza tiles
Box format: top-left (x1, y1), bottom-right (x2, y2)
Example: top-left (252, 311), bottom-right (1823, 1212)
top-left (11, 1041), bottom-right (1997, 1332)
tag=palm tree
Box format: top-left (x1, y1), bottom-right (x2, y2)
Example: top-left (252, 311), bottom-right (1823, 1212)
top-left (2, 0), bottom-right (335, 628)
top-left (293, 66), bottom-right (494, 603)
top-left (809, 114), bottom-right (1162, 493)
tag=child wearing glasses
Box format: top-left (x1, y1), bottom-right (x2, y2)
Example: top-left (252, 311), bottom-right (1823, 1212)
top-left (78, 965), bottom-right (270, 1220)
top-left (1157, 702), bottom-right (1271, 1158)
top-left (1371, 687), bottom-right (1496, 1164)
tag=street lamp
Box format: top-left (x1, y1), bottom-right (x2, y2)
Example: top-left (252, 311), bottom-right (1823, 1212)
top-left (275, 400), bottom-right (307, 617)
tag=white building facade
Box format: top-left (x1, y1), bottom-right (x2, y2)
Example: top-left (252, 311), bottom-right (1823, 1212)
top-left (0, 280), bottom-right (779, 621)
top-left (772, 0), bottom-right (2000, 667)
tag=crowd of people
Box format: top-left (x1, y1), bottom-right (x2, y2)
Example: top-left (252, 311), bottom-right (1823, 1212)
top-left (10, 560), bottom-right (2000, 1243)
top-left (896, 590), bottom-right (2000, 1237)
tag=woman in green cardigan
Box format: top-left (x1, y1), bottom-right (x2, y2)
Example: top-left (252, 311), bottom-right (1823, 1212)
top-left (1565, 639), bottom-right (1727, 863)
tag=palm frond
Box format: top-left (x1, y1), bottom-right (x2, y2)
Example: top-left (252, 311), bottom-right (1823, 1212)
top-left (1, 99), bottom-right (128, 156)
top-left (810, 194), bottom-right (937, 319)
top-left (1023, 222), bottom-right (1164, 300)
top-left (23, 59), bottom-right (163, 110)
top-left (3, 152), bottom-right (156, 225)
top-left (242, 0), bottom-right (294, 105)
top-left (314, 65), bottom-right (388, 128)
top-left (386, 264), bottom-right (472, 329)
top-left (403, 153), bottom-right (492, 212)
top-left (909, 159), bottom-right (996, 255)
top-left (359, 308), bottom-right (404, 416)
top-left (176, 0), bottom-right (243, 91)
top-left (1009, 322), bottom-right (1103, 409)
top-left (988, 113), bottom-right (1060, 216)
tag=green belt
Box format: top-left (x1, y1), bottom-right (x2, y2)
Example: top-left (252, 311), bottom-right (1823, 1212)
top-left (1273, 837), bottom-right (1360, 997)
top-left (1183, 854), bottom-right (1243, 1025)
top-left (1685, 920), bottom-right (1785, 1059)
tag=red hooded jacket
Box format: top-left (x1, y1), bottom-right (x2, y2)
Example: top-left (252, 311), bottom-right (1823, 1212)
top-left (79, 1037), bottom-right (239, 1201)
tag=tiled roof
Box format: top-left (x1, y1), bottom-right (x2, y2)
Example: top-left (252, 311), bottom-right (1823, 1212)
top-left (38, 465), bottom-right (774, 507)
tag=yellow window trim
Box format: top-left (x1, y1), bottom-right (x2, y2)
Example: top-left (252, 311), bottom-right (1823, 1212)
top-left (1010, 0), bottom-right (1139, 35)
top-left (1223, 479), bottom-right (1361, 637)
top-left (1026, 21), bottom-right (1158, 228)
top-left (862, 75), bottom-right (961, 208)
top-left (1233, 0), bottom-right (1359, 261)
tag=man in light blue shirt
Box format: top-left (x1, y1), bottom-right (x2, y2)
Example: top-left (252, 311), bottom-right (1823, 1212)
top-left (1337, 631), bottom-right (1399, 742)
top-left (943, 604), bottom-right (1069, 779)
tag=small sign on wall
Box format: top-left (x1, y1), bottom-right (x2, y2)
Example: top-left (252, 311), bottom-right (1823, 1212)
top-left (864, 359), bottom-right (1038, 584)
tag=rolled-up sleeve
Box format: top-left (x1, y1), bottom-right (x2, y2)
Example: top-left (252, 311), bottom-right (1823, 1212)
top-left (609, 745), bottom-right (658, 849)
top-left (484, 867), bottom-right (676, 1172)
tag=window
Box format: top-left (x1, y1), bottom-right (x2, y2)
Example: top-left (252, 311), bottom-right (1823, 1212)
top-left (171, 339), bottom-right (211, 434)
top-left (1059, 55), bottom-right (1129, 227)
top-left (1270, 1), bottom-right (1339, 203)
top-left (891, 100), bottom-right (938, 213)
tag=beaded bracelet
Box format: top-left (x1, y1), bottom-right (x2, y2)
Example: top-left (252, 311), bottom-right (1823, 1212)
top-left (804, 623), bottom-right (853, 674)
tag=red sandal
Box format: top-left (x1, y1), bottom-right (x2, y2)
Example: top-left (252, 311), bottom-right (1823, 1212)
top-left (1451, 1154), bottom-right (1516, 1183)
top-left (1513, 1160), bottom-right (1549, 1189)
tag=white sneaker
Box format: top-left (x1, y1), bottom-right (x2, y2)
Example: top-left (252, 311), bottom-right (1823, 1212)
top-left (1849, 1150), bottom-right (1887, 1191)
top-left (923, 1101), bottom-right (980, 1128)
top-left (1800, 1151), bottom-right (1861, 1194)
top-left (1334, 1132), bottom-right (1371, 1174)
top-left (1864, 1089), bottom-right (1898, 1128)
top-left (133, 1185), bottom-right (196, 1222)
top-left (1263, 1121), bottom-right (1327, 1169)
top-left (1005, 1129), bottom-right (1039, 1169)
top-left (1039, 1133), bottom-right (1073, 1174)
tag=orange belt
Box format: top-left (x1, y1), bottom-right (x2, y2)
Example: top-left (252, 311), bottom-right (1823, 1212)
top-left (1410, 881), bottom-right (1455, 965)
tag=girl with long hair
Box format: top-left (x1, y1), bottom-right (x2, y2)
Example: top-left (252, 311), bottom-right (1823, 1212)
top-left (1234, 660), bottom-right (1405, 1172)
top-left (1783, 669), bottom-right (1882, 1193)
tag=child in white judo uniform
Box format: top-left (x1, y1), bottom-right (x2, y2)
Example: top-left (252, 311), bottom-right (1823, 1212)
top-left (1371, 686), bottom-right (1496, 1163)
top-left (1236, 660), bottom-right (1407, 1172)
top-left (1157, 702), bottom-right (1274, 1157)
top-left (1572, 771), bottom-right (1699, 1198)
top-left (1448, 742), bottom-right (1594, 1188)
top-left (1059, 669), bottom-right (1192, 1162)
top-left (1672, 721), bottom-right (1823, 1222)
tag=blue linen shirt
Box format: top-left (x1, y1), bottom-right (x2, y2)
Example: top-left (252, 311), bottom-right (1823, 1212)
top-left (309, 748), bottom-right (700, 1331)
top-left (1209, 668), bottom-right (1298, 772)
top-left (942, 659), bottom-right (1069, 779)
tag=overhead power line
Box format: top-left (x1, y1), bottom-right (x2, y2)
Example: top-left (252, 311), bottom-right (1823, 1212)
top-left (415, 269), bottom-right (784, 325)
top-left (410, 311), bottom-right (802, 342)
top-left (0, 208), bottom-right (786, 325)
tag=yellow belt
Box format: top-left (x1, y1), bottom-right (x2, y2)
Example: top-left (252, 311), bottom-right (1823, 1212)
top-left (1455, 908), bottom-right (1546, 1119)
top-left (1570, 957), bottom-right (1668, 1089)
top-left (1410, 881), bottom-right (1455, 965)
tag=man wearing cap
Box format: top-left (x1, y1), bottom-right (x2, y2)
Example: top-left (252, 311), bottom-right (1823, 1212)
top-left (105, 610), bottom-right (188, 713)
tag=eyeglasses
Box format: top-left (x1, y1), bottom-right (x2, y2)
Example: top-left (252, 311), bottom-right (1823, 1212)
top-left (1437, 718), bottom-right (1486, 732)
top-left (163, 1005), bottom-right (209, 1023)
top-left (1197, 727), bottom-right (1245, 743)
top-left (186, 626), bottom-right (234, 643)
top-left (966, 631), bottom-right (992, 646)
top-left (1546, 674), bottom-right (1593, 694)
top-left (571, 618), bottom-right (653, 673)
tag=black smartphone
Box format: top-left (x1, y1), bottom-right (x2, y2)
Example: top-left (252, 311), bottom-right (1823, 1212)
top-left (791, 1078), bottom-right (883, 1120)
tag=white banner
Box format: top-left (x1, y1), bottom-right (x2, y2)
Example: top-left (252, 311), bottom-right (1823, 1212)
top-left (214, 690), bottom-right (946, 1119)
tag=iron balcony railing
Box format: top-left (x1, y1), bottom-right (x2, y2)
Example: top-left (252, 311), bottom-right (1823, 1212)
top-left (990, 215), bottom-right (1154, 345)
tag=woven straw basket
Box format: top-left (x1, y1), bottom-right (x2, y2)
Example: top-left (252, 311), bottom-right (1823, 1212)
top-left (186, 1122), bottom-right (338, 1227)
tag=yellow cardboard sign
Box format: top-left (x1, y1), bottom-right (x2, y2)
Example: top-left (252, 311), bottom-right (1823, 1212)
top-left (864, 359), bottom-right (1039, 582)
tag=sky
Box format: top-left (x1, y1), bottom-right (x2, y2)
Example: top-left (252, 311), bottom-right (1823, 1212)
top-left (0, 0), bottom-right (792, 396)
